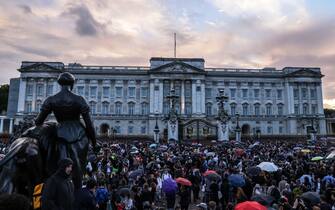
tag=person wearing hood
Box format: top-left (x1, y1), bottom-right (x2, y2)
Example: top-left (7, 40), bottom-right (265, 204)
top-left (41, 158), bottom-right (75, 210)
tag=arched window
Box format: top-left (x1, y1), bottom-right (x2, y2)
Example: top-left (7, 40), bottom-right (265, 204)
top-left (206, 103), bottom-right (212, 116)
top-left (102, 102), bottom-right (109, 115)
top-left (254, 103), bottom-right (260, 116)
top-left (35, 100), bottom-right (42, 112)
top-left (277, 103), bottom-right (284, 116)
top-left (115, 102), bottom-right (122, 115)
top-left (89, 101), bottom-right (97, 114)
top-left (303, 103), bottom-right (309, 115)
top-left (242, 103), bottom-right (249, 115)
top-left (128, 102), bottom-right (135, 115)
top-left (266, 103), bottom-right (272, 116)
top-left (141, 102), bottom-right (148, 115)
top-left (230, 103), bottom-right (236, 116)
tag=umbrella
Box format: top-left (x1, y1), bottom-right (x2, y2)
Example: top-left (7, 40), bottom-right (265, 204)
top-left (149, 143), bottom-right (157, 148)
top-left (206, 152), bottom-right (216, 157)
top-left (247, 167), bottom-right (262, 177)
top-left (228, 174), bottom-right (245, 187)
top-left (300, 191), bottom-right (320, 206)
top-left (129, 169), bottom-right (144, 179)
top-left (175, 177), bottom-right (192, 186)
top-left (235, 201), bottom-right (267, 210)
top-left (299, 174), bottom-right (312, 184)
top-left (293, 146), bottom-right (302, 150)
top-left (118, 188), bottom-right (131, 196)
top-left (146, 161), bottom-right (157, 170)
top-left (206, 173), bottom-right (221, 181)
top-left (235, 148), bottom-right (245, 156)
top-left (311, 156), bottom-right (323, 161)
top-left (326, 151), bottom-right (335, 159)
top-left (203, 170), bottom-right (217, 176)
top-left (257, 162), bottom-right (279, 172)
top-left (251, 194), bottom-right (274, 207)
top-left (162, 177), bottom-right (177, 194)
top-left (301, 149), bottom-right (311, 153)
top-left (249, 142), bottom-right (260, 149)
top-left (322, 175), bottom-right (335, 184)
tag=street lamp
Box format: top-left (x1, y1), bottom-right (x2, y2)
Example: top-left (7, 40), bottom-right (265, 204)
top-left (154, 111), bottom-right (160, 144)
top-left (235, 113), bottom-right (241, 142)
top-left (256, 129), bottom-right (261, 141)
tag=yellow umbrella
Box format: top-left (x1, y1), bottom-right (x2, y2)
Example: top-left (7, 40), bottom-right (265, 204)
top-left (301, 149), bottom-right (311, 153)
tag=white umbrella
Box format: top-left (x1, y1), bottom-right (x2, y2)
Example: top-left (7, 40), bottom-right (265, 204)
top-left (257, 162), bottom-right (279, 172)
top-left (326, 151), bottom-right (335, 160)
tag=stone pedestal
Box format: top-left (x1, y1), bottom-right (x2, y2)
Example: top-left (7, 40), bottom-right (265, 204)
top-left (168, 120), bottom-right (178, 142)
top-left (217, 121), bottom-right (229, 142)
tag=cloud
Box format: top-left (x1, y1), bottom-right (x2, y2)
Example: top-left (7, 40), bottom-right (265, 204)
top-left (63, 4), bottom-right (105, 36)
top-left (17, 4), bottom-right (32, 14)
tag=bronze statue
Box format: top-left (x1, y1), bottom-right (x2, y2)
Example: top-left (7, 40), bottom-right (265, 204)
top-left (34, 72), bottom-right (96, 189)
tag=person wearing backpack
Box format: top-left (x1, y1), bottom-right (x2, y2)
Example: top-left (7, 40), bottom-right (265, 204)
top-left (96, 180), bottom-right (109, 210)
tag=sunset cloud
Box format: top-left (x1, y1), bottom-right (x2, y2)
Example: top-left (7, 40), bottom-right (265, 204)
top-left (0, 0), bottom-right (335, 107)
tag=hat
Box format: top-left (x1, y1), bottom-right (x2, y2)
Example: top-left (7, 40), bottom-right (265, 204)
top-left (57, 72), bottom-right (75, 86)
top-left (196, 203), bottom-right (207, 209)
top-left (58, 158), bottom-right (73, 169)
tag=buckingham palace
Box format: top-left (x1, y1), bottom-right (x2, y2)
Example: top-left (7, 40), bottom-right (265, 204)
top-left (6, 57), bottom-right (327, 141)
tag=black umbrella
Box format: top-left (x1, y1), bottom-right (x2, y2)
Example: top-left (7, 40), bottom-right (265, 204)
top-left (247, 166), bottom-right (261, 177)
top-left (251, 194), bottom-right (274, 207)
top-left (206, 173), bottom-right (221, 181)
top-left (129, 169), bottom-right (144, 179)
top-left (118, 188), bottom-right (131, 196)
top-left (301, 191), bottom-right (320, 206)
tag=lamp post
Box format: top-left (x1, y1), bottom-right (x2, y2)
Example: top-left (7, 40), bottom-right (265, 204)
top-left (154, 111), bottom-right (160, 144)
top-left (256, 129), bottom-right (261, 141)
top-left (310, 115), bottom-right (317, 143)
top-left (235, 113), bottom-right (241, 142)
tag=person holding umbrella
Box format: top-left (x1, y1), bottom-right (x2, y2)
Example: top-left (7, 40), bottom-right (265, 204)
top-left (178, 185), bottom-right (191, 210)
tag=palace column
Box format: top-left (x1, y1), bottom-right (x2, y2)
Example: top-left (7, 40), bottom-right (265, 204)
top-left (0, 118), bottom-right (3, 133)
top-left (9, 118), bottom-right (13, 134)
top-left (17, 78), bottom-right (27, 113)
top-left (181, 80), bottom-right (185, 114)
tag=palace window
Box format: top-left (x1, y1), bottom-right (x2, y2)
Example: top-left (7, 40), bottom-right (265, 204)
top-left (277, 104), bottom-right (284, 116)
top-left (141, 126), bottom-right (146, 134)
top-left (311, 104), bottom-right (317, 114)
top-left (141, 102), bottom-right (148, 115)
top-left (310, 89), bottom-right (316, 99)
top-left (77, 86), bottom-right (84, 96)
top-left (128, 87), bottom-right (135, 98)
top-left (35, 100), bottom-right (42, 112)
top-left (254, 89), bottom-right (260, 98)
top-left (230, 103), bottom-right (236, 116)
top-left (242, 103), bottom-right (249, 115)
top-left (266, 103), bottom-right (272, 115)
top-left (205, 88), bottom-right (212, 98)
top-left (303, 103), bottom-right (309, 115)
top-left (294, 104), bottom-right (299, 115)
top-left (103, 87), bottom-right (110, 98)
top-left (89, 101), bottom-right (96, 114)
top-left (115, 102), bottom-right (122, 115)
top-left (163, 102), bottom-right (169, 114)
top-left (242, 89), bottom-right (248, 99)
top-left (25, 101), bottom-right (32, 112)
top-left (230, 89), bottom-right (236, 98)
top-left (90, 86), bottom-right (97, 98)
top-left (47, 84), bottom-right (53, 96)
top-left (206, 103), bottom-right (212, 116)
top-left (128, 102), bottom-right (135, 115)
top-left (294, 89), bottom-right (299, 100)
top-left (277, 89), bottom-right (283, 100)
top-left (102, 102), bottom-right (109, 115)
top-left (302, 88), bottom-right (307, 99)
top-left (37, 84), bottom-right (44, 96)
top-left (26, 84), bottom-right (33, 96)
top-left (128, 126), bottom-right (133, 134)
top-left (265, 89), bottom-right (271, 99)
top-left (185, 102), bottom-right (192, 115)
top-left (115, 87), bottom-right (123, 98)
top-left (254, 103), bottom-right (260, 116)
top-left (141, 87), bottom-right (148, 98)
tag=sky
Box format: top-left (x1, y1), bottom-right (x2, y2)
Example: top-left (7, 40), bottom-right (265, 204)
top-left (0, 0), bottom-right (335, 108)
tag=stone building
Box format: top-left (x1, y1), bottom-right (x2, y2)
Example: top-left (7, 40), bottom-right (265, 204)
top-left (6, 57), bottom-right (327, 140)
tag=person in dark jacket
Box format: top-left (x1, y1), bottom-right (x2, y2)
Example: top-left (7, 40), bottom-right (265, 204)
top-left (41, 158), bottom-right (75, 210)
top-left (179, 185), bottom-right (191, 210)
top-left (75, 179), bottom-right (98, 210)
top-left (35, 72), bottom-right (96, 189)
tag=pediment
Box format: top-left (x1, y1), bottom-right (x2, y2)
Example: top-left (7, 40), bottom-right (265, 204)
top-left (149, 61), bottom-right (205, 74)
top-left (20, 63), bottom-right (62, 72)
top-left (286, 68), bottom-right (322, 78)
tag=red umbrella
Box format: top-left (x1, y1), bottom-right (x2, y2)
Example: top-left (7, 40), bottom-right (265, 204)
top-left (175, 177), bottom-right (192, 186)
top-left (203, 170), bottom-right (217, 176)
top-left (235, 148), bottom-right (245, 156)
top-left (235, 201), bottom-right (267, 210)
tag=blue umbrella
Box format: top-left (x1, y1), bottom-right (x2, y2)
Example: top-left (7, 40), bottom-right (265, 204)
top-left (323, 175), bottom-right (335, 185)
top-left (162, 177), bottom-right (177, 194)
top-left (228, 174), bottom-right (245, 187)
top-left (299, 174), bottom-right (312, 184)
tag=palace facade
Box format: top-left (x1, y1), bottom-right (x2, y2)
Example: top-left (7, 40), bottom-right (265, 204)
top-left (6, 57), bottom-right (327, 140)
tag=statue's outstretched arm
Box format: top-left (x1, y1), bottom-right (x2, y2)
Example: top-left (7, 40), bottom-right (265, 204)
top-left (35, 97), bottom-right (52, 126)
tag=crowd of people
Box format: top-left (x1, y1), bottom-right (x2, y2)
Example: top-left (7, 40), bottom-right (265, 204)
top-left (58, 139), bottom-right (335, 210)
top-left (1, 139), bottom-right (335, 210)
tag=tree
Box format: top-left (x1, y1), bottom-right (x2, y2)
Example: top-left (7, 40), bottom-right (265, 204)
top-left (0, 84), bottom-right (9, 114)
